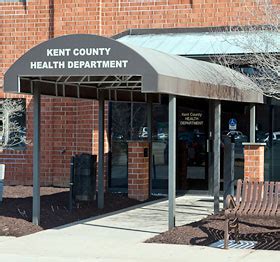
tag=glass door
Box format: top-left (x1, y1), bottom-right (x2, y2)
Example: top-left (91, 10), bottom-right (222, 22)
top-left (177, 101), bottom-right (208, 191)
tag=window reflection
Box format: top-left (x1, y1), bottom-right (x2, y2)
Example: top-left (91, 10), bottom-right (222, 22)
top-left (257, 104), bottom-right (280, 181)
top-left (109, 102), bottom-right (148, 189)
top-left (151, 104), bottom-right (169, 191)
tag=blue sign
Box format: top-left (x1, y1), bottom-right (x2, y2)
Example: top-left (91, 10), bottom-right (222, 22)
top-left (229, 118), bottom-right (237, 130)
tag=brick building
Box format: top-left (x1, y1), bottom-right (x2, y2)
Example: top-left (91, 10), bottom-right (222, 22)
top-left (1, 0), bottom-right (279, 200)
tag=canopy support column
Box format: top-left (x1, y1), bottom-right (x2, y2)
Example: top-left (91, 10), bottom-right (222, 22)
top-left (250, 104), bottom-right (256, 143)
top-left (208, 100), bottom-right (214, 195)
top-left (168, 95), bottom-right (176, 230)
top-left (213, 100), bottom-right (221, 214)
top-left (32, 84), bottom-right (41, 225)
top-left (147, 97), bottom-right (153, 195)
top-left (269, 103), bottom-right (274, 181)
top-left (98, 92), bottom-right (105, 209)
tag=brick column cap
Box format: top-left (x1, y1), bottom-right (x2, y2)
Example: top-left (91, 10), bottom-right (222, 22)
top-left (242, 142), bottom-right (266, 146)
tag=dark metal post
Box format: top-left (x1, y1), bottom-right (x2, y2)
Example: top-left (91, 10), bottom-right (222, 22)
top-left (230, 142), bottom-right (235, 195)
top-left (32, 84), bottom-right (41, 225)
top-left (213, 100), bottom-right (221, 214)
top-left (107, 102), bottom-right (112, 188)
top-left (98, 92), bottom-right (104, 209)
top-left (168, 95), bottom-right (176, 230)
top-left (69, 156), bottom-right (75, 211)
top-left (130, 102), bottom-right (134, 140)
top-left (269, 104), bottom-right (274, 181)
top-left (208, 100), bottom-right (214, 195)
top-left (147, 97), bottom-right (153, 195)
top-left (223, 139), bottom-right (235, 208)
top-left (250, 104), bottom-right (256, 143)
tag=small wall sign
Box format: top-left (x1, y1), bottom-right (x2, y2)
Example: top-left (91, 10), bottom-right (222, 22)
top-left (229, 118), bottom-right (237, 130)
top-left (179, 112), bottom-right (204, 126)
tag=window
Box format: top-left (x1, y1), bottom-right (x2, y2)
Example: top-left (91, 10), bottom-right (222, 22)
top-left (109, 102), bottom-right (148, 189)
top-left (0, 98), bottom-right (26, 150)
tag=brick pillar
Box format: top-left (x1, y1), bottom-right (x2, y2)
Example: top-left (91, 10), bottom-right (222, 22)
top-left (243, 143), bottom-right (266, 182)
top-left (128, 141), bottom-right (149, 201)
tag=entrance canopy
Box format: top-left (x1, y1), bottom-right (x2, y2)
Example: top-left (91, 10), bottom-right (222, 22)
top-left (4, 34), bottom-right (263, 103)
top-left (2, 33), bottom-right (263, 227)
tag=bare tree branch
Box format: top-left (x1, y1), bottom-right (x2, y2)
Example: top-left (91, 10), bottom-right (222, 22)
top-left (212, 0), bottom-right (280, 98)
top-left (0, 99), bottom-right (27, 150)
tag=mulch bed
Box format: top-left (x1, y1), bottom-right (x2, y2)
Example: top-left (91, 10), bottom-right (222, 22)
top-left (0, 186), bottom-right (157, 237)
top-left (146, 213), bottom-right (280, 250)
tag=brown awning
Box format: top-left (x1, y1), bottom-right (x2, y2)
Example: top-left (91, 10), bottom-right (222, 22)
top-left (4, 34), bottom-right (264, 103)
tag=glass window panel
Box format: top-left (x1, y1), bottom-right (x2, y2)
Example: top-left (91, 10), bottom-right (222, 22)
top-left (151, 104), bottom-right (168, 191)
top-left (221, 102), bottom-right (249, 182)
top-left (110, 102), bottom-right (131, 189)
top-left (109, 102), bottom-right (148, 189)
top-left (0, 98), bottom-right (26, 150)
top-left (132, 103), bottom-right (147, 140)
top-left (256, 104), bottom-right (271, 181)
top-left (272, 105), bottom-right (280, 181)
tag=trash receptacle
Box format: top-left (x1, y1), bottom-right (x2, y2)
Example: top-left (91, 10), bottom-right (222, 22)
top-left (70, 153), bottom-right (97, 204)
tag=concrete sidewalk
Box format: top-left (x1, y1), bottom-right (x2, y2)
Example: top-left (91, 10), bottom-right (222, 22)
top-left (0, 195), bottom-right (278, 261)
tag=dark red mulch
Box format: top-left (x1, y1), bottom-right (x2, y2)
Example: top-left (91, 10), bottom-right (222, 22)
top-left (146, 213), bottom-right (280, 250)
top-left (0, 186), bottom-right (158, 237)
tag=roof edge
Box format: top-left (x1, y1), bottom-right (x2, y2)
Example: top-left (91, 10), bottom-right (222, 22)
top-left (112, 25), bottom-right (277, 39)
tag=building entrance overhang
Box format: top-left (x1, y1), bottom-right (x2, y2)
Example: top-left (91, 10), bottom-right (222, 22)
top-left (3, 34), bottom-right (263, 228)
top-left (4, 34), bottom-right (263, 103)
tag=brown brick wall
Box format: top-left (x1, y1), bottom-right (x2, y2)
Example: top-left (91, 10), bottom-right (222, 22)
top-left (244, 144), bottom-right (265, 182)
top-left (0, 91), bottom-right (109, 187)
top-left (128, 141), bottom-right (149, 201)
top-left (1, 0), bottom-right (276, 84)
top-left (0, 0), bottom-right (278, 186)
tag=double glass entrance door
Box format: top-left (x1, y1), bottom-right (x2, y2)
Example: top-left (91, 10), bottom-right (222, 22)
top-left (109, 99), bottom-right (209, 192)
top-left (151, 102), bottom-right (208, 192)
